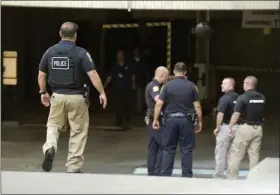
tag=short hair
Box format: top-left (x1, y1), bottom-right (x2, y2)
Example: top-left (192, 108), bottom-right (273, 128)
top-left (224, 77), bottom-right (235, 87)
top-left (174, 62), bottom-right (187, 73)
top-left (60, 22), bottom-right (79, 38)
top-left (245, 76), bottom-right (258, 87)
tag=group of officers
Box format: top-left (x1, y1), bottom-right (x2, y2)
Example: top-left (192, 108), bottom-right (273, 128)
top-left (145, 66), bottom-right (265, 179)
top-left (38, 22), bottom-right (266, 179)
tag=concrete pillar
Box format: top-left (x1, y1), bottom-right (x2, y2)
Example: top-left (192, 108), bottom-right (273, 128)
top-left (195, 11), bottom-right (211, 101)
top-left (99, 28), bottom-right (106, 80)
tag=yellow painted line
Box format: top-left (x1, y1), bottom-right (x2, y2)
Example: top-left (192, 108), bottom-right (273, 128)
top-left (102, 21), bottom-right (172, 71)
top-left (166, 22), bottom-right (172, 70)
top-left (102, 23), bottom-right (139, 29)
top-left (145, 22), bottom-right (168, 27)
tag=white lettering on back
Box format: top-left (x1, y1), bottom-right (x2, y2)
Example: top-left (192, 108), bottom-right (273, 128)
top-left (249, 100), bottom-right (264, 103)
top-left (51, 57), bottom-right (70, 70)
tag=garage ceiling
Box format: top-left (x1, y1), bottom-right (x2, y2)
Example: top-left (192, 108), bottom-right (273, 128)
top-left (1, 1), bottom-right (279, 10)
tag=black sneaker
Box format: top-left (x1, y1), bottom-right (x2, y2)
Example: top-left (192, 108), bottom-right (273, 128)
top-left (42, 147), bottom-right (55, 172)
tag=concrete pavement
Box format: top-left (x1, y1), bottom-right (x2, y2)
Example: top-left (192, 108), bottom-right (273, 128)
top-left (2, 124), bottom-right (279, 175)
top-left (2, 158), bottom-right (279, 194)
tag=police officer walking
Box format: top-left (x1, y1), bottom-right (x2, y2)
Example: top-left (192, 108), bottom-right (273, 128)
top-left (227, 76), bottom-right (265, 179)
top-left (153, 62), bottom-right (202, 177)
top-left (38, 22), bottom-right (107, 173)
top-left (104, 49), bottom-right (136, 129)
top-left (213, 77), bottom-right (239, 179)
top-left (145, 66), bottom-right (169, 176)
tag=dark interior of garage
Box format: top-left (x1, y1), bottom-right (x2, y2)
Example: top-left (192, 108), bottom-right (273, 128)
top-left (1, 7), bottom-right (279, 127)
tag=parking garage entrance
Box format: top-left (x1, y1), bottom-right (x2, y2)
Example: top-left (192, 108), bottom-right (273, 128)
top-left (1, 6), bottom-right (279, 178)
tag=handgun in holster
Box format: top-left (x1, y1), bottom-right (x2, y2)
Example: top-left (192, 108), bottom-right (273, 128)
top-left (187, 112), bottom-right (198, 126)
top-left (83, 84), bottom-right (90, 106)
top-left (145, 109), bottom-right (152, 125)
top-left (144, 109), bottom-right (164, 126)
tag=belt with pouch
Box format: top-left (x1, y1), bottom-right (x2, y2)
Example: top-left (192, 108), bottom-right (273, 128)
top-left (240, 119), bottom-right (264, 126)
top-left (166, 112), bottom-right (197, 125)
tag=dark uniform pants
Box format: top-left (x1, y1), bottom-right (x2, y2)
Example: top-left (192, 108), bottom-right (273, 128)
top-left (161, 117), bottom-right (195, 177)
top-left (114, 89), bottom-right (131, 125)
top-left (147, 121), bottom-right (163, 176)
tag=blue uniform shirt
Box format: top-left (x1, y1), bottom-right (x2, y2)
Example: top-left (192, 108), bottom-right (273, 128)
top-left (109, 62), bottom-right (133, 90)
top-left (39, 40), bottom-right (95, 94)
top-left (145, 79), bottom-right (162, 112)
top-left (159, 76), bottom-right (199, 114)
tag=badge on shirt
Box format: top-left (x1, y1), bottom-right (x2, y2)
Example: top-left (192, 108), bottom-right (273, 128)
top-left (153, 86), bottom-right (159, 92)
top-left (86, 52), bottom-right (93, 63)
top-left (118, 73), bottom-right (123, 78)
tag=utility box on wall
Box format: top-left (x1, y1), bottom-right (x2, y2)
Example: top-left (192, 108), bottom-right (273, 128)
top-left (2, 51), bottom-right (18, 86)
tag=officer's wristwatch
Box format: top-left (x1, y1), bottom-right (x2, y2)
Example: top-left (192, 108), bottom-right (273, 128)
top-left (39, 91), bottom-right (47, 95)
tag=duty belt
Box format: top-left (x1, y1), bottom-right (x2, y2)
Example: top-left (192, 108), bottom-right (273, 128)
top-left (166, 112), bottom-right (198, 126)
top-left (240, 120), bottom-right (264, 126)
top-left (243, 122), bottom-right (262, 126)
top-left (166, 113), bottom-right (186, 118)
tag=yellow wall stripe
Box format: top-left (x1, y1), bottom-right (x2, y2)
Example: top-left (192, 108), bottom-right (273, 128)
top-left (102, 23), bottom-right (139, 28)
top-left (166, 23), bottom-right (172, 70)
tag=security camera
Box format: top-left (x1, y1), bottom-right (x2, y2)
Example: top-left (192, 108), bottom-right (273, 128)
top-left (194, 21), bottom-right (213, 39)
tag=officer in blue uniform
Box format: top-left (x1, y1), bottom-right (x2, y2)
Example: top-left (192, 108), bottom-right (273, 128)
top-left (227, 76), bottom-right (265, 179)
top-left (38, 22), bottom-right (107, 173)
top-left (153, 62), bottom-right (202, 177)
top-left (104, 49), bottom-right (136, 129)
top-left (145, 66), bottom-right (169, 176)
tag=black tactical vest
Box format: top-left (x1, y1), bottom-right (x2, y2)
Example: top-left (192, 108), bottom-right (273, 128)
top-left (243, 92), bottom-right (265, 124)
top-left (223, 92), bottom-right (239, 123)
top-left (47, 45), bottom-right (85, 89)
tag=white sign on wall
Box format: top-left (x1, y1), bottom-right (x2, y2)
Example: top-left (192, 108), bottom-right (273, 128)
top-left (242, 11), bottom-right (280, 28)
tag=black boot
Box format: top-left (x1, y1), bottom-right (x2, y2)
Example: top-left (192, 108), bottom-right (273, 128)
top-left (42, 147), bottom-right (55, 172)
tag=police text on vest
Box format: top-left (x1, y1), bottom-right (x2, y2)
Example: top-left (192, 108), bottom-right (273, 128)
top-left (51, 57), bottom-right (70, 70)
top-left (249, 100), bottom-right (264, 103)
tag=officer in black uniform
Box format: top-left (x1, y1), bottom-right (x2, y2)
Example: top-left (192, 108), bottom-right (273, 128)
top-left (145, 66), bottom-right (169, 176)
top-left (153, 62), bottom-right (203, 177)
top-left (104, 49), bottom-right (136, 129)
top-left (227, 76), bottom-right (265, 179)
top-left (38, 22), bottom-right (107, 173)
top-left (213, 77), bottom-right (239, 178)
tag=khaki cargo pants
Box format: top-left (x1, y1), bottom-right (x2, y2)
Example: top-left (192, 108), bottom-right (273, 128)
top-left (227, 124), bottom-right (263, 178)
top-left (214, 124), bottom-right (238, 178)
top-left (42, 93), bottom-right (89, 172)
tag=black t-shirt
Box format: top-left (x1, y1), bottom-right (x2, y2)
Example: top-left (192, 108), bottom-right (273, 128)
top-left (234, 89), bottom-right (266, 123)
top-left (217, 91), bottom-right (239, 123)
